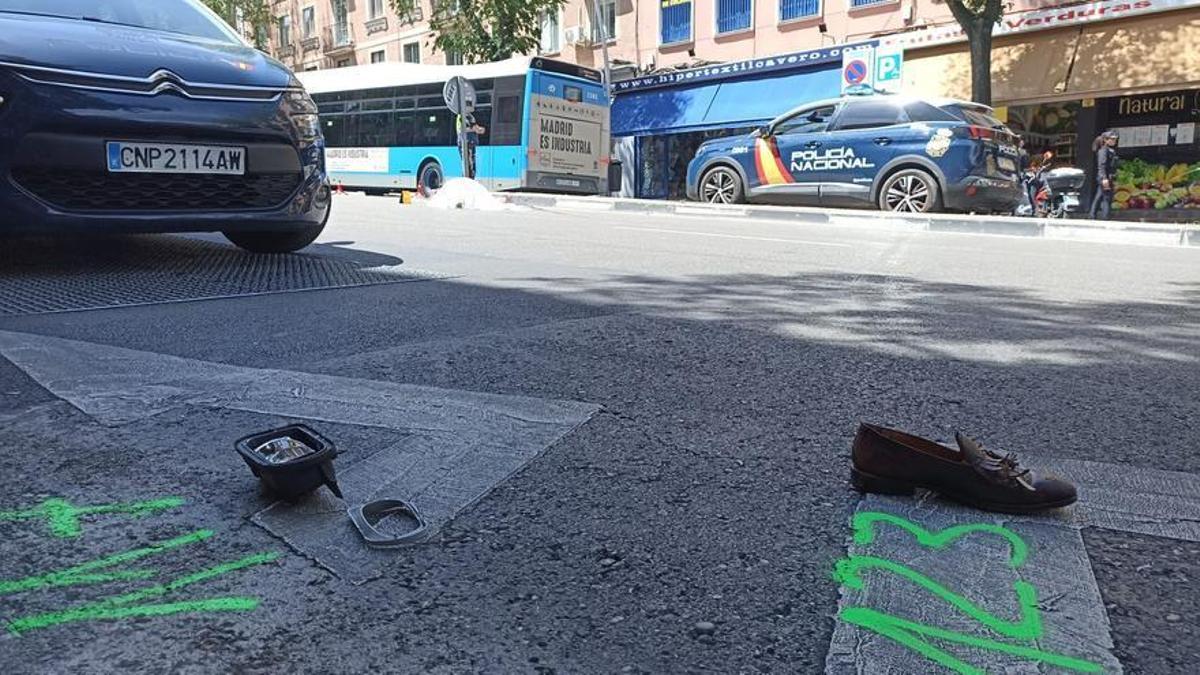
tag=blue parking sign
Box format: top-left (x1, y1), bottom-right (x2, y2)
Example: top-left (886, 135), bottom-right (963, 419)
top-left (874, 49), bottom-right (903, 93)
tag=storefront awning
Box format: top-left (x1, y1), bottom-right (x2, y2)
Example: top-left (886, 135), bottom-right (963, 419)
top-left (902, 27), bottom-right (1081, 105)
top-left (1066, 8), bottom-right (1200, 98)
top-left (612, 66), bottom-right (841, 137)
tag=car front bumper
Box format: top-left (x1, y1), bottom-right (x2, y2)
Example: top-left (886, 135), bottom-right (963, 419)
top-left (0, 66), bottom-right (329, 236)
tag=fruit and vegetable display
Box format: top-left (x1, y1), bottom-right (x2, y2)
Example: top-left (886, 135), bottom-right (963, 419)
top-left (1113, 158), bottom-right (1200, 210)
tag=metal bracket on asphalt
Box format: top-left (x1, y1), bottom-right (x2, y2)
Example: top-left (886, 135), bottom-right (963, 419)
top-left (348, 499), bottom-right (429, 547)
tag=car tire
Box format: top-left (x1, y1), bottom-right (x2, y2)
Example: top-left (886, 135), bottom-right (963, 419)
top-left (878, 169), bottom-right (940, 213)
top-left (699, 166), bottom-right (745, 205)
top-left (418, 160), bottom-right (444, 195)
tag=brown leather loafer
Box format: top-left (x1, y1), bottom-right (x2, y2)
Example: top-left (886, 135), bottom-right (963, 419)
top-left (850, 423), bottom-right (1077, 514)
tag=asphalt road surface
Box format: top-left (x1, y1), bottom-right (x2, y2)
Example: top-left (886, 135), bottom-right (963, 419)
top-left (2, 195), bottom-right (1199, 674)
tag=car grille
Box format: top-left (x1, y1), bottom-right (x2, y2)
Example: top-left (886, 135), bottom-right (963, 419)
top-left (11, 168), bottom-right (301, 212)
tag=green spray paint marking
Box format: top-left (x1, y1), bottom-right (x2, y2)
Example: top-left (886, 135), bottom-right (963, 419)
top-left (0, 496), bottom-right (185, 538)
top-left (7, 598), bottom-right (260, 636)
top-left (851, 511), bottom-right (1029, 568)
top-left (833, 555), bottom-right (1043, 640)
top-left (840, 606), bottom-right (1104, 674)
top-left (7, 551), bottom-right (281, 635)
top-left (835, 511), bottom-right (1102, 673)
top-left (0, 530), bottom-right (214, 596)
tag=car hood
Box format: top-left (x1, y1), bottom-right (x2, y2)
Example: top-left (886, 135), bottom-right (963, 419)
top-left (698, 133), bottom-right (755, 154)
top-left (0, 12), bottom-right (294, 88)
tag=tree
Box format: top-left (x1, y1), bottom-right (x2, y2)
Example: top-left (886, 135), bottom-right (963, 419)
top-left (200, 0), bottom-right (271, 47)
top-left (943, 0), bottom-right (1004, 105)
top-left (391, 0), bottom-right (565, 63)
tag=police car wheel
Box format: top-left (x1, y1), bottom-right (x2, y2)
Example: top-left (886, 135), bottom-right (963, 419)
top-left (879, 169), bottom-right (940, 213)
top-left (700, 166), bottom-right (744, 205)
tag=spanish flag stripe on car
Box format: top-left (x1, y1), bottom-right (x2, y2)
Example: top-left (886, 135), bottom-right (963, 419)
top-left (754, 138), bottom-right (793, 185)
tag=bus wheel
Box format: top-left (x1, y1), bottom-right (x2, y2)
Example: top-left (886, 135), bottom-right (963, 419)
top-left (700, 166), bottom-right (744, 204)
top-left (418, 161), bottom-right (444, 195)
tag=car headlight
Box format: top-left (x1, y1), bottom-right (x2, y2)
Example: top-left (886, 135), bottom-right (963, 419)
top-left (285, 89), bottom-right (321, 142)
top-left (292, 113), bottom-right (321, 141)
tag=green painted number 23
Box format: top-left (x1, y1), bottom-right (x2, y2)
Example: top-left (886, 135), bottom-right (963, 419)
top-left (833, 512), bottom-right (1103, 675)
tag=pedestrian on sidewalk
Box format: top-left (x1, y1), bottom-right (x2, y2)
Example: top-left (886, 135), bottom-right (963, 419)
top-left (1089, 130), bottom-right (1119, 220)
top-left (456, 112), bottom-right (487, 180)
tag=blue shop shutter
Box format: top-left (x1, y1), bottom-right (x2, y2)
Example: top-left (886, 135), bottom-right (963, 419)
top-left (661, 1), bottom-right (692, 45)
top-left (780, 0), bottom-right (820, 21)
top-left (716, 0), bottom-right (752, 34)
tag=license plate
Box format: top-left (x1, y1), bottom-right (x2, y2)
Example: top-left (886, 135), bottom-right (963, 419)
top-left (997, 156), bottom-right (1017, 172)
top-left (1063, 195), bottom-right (1080, 208)
top-left (107, 142), bottom-right (246, 175)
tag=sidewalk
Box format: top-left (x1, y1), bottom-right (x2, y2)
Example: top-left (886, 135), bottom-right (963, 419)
top-left (497, 193), bottom-right (1200, 249)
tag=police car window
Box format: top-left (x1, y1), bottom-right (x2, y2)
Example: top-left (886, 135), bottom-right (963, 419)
top-left (774, 105), bottom-right (837, 136)
top-left (832, 101), bottom-right (904, 131)
top-left (903, 101), bottom-right (959, 123)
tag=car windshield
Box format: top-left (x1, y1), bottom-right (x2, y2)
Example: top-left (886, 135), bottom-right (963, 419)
top-left (0, 0), bottom-right (240, 43)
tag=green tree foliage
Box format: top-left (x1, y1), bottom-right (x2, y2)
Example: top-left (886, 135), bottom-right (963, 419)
top-left (391, 0), bottom-right (566, 63)
top-left (942, 0), bottom-right (1004, 105)
top-left (200, 0), bottom-right (271, 47)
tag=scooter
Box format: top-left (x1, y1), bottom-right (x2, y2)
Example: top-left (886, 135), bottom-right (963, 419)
top-left (1016, 152), bottom-right (1085, 218)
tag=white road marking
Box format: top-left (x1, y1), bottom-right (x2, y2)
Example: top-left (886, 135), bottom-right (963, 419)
top-left (0, 330), bottom-right (597, 584)
top-left (612, 225), bottom-right (855, 248)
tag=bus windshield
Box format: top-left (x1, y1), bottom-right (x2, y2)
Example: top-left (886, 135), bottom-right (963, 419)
top-left (301, 58), bottom-right (611, 196)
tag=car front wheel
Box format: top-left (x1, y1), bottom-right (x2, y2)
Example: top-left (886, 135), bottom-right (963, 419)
top-left (878, 169), bottom-right (940, 213)
top-left (699, 166), bottom-right (745, 204)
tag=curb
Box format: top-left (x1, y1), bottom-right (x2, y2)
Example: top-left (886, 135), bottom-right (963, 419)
top-left (499, 193), bottom-right (1200, 249)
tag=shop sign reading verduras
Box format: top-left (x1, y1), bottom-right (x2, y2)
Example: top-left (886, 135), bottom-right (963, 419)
top-left (879, 0), bottom-right (1200, 50)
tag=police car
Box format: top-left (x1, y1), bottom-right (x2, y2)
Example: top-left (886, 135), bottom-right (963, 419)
top-left (686, 95), bottom-right (1022, 213)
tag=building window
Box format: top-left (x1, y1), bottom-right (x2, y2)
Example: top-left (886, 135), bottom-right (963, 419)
top-left (371, 49), bottom-right (386, 63)
top-left (849, 0), bottom-right (892, 7)
top-left (592, 0), bottom-right (616, 42)
top-left (332, 0), bottom-right (351, 45)
top-left (335, 58), bottom-right (352, 68)
top-left (369, 0), bottom-right (386, 18)
top-left (660, 0), bottom-right (692, 45)
top-left (779, 0), bottom-right (820, 20)
top-left (539, 10), bottom-right (561, 53)
top-left (445, 50), bottom-right (465, 65)
top-left (716, 0), bottom-right (752, 34)
top-left (403, 42), bottom-right (421, 63)
top-left (302, 7), bottom-right (315, 39)
top-left (277, 15), bottom-right (292, 48)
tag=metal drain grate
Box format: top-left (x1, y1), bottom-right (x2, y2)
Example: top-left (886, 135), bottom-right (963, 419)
top-left (0, 235), bottom-right (443, 316)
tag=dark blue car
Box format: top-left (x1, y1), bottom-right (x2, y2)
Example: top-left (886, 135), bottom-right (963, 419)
top-left (0, 0), bottom-right (330, 253)
top-left (686, 95), bottom-right (1023, 214)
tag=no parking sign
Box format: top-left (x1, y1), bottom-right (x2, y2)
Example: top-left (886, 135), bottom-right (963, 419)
top-left (841, 47), bottom-right (874, 93)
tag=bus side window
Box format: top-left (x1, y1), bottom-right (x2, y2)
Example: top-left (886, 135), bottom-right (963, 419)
top-left (416, 110), bottom-right (454, 146)
top-left (393, 111), bottom-right (415, 147)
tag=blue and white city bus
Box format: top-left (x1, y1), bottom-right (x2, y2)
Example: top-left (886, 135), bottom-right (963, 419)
top-left (297, 57), bottom-right (611, 195)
